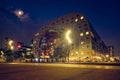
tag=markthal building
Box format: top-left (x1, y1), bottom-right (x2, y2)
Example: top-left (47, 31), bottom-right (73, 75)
top-left (33, 12), bottom-right (108, 62)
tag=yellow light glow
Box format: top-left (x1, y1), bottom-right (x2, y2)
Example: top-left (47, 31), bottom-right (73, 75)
top-left (66, 30), bottom-right (72, 44)
top-left (76, 52), bottom-right (78, 55)
top-left (81, 52), bottom-right (84, 55)
top-left (8, 40), bottom-right (13, 45)
top-left (110, 57), bottom-right (114, 62)
top-left (86, 32), bottom-right (89, 35)
top-left (71, 53), bottom-right (73, 56)
top-left (105, 54), bottom-right (109, 58)
top-left (81, 41), bottom-right (84, 44)
top-left (80, 16), bottom-right (84, 20)
top-left (11, 46), bottom-right (14, 50)
top-left (80, 33), bottom-right (83, 36)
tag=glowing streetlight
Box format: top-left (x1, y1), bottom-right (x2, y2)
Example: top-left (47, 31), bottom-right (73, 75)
top-left (66, 30), bottom-right (72, 44)
top-left (65, 30), bottom-right (72, 63)
top-left (10, 46), bottom-right (14, 50)
top-left (8, 40), bottom-right (13, 46)
top-left (8, 40), bottom-right (14, 50)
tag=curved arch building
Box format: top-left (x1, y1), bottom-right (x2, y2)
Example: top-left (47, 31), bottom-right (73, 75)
top-left (33, 12), bottom-right (108, 62)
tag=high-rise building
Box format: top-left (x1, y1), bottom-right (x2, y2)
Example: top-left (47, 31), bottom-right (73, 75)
top-left (108, 46), bottom-right (114, 57)
top-left (33, 12), bottom-right (108, 62)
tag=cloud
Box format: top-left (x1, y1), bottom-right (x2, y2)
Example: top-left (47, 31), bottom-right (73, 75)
top-left (13, 9), bottom-right (30, 21)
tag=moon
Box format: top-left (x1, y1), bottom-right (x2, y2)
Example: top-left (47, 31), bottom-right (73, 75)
top-left (14, 9), bottom-right (24, 17)
top-left (18, 10), bottom-right (24, 16)
top-left (16, 10), bottom-right (24, 16)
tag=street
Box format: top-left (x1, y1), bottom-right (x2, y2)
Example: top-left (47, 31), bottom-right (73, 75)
top-left (0, 63), bottom-right (120, 80)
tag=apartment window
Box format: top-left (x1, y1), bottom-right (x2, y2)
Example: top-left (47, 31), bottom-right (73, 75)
top-left (77, 14), bottom-right (79, 17)
top-left (71, 53), bottom-right (74, 56)
top-left (81, 52), bottom-right (84, 55)
top-left (80, 16), bottom-right (84, 20)
top-left (71, 17), bottom-right (74, 20)
top-left (66, 19), bottom-right (69, 22)
top-left (81, 41), bottom-right (84, 45)
top-left (86, 37), bottom-right (89, 40)
top-left (80, 33), bottom-right (84, 37)
top-left (75, 18), bottom-right (78, 22)
top-left (86, 31), bottom-right (89, 35)
top-left (85, 28), bottom-right (88, 30)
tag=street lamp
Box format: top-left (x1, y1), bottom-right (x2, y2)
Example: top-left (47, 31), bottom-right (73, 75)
top-left (8, 40), bottom-right (14, 50)
top-left (66, 30), bottom-right (72, 44)
top-left (8, 40), bottom-right (13, 46)
top-left (65, 30), bottom-right (72, 63)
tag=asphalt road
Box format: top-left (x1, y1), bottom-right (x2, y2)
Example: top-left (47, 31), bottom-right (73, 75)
top-left (0, 63), bottom-right (120, 80)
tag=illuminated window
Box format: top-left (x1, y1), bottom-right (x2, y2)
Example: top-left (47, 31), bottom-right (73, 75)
top-left (80, 33), bottom-right (84, 36)
top-left (81, 52), bottom-right (84, 55)
top-left (76, 52), bottom-right (78, 55)
top-left (75, 18), bottom-right (78, 22)
top-left (86, 31), bottom-right (89, 35)
top-left (81, 41), bottom-right (84, 44)
top-left (71, 53), bottom-right (74, 56)
top-left (81, 16), bottom-right (84, 20)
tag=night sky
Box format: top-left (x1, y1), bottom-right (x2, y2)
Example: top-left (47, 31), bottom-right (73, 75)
top-left (0, 0), bottom-right (120, 55)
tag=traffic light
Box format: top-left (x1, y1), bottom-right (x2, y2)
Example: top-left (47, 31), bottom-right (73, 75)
top-left (17, 44), bottom-right (21, 49)
top-left (17, 42), bottom-right (23, 49)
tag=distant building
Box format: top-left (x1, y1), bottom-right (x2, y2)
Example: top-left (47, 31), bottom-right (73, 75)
top-left (33, 12), bottom-right (108, 62)
top-left (16, 42), bottom-right (34, 61)
top-left (4, 37), bottom-right (14, 50)
top-left (108, 46), bottom-right (114, 57)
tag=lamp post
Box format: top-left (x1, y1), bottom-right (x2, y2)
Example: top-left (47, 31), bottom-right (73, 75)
top-left (65, 30), bottom-right (72, 63)
top-left (8, 40), bottom-right (14, 50)
top-left (6, 39), bottom-right (14, 62)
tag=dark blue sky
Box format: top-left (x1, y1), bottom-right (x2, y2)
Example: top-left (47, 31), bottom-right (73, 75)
top-left (0, 0), bottom-right (120, 55)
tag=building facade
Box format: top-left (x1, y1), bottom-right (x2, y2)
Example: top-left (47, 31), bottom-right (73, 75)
top-left (33, 12), bottom-right (108, 62)
top-left (108, 46), bottom-right (114, 57)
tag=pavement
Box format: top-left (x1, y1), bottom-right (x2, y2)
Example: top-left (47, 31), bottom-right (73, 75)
top-left (0, 63), bottom-right (120, 80)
